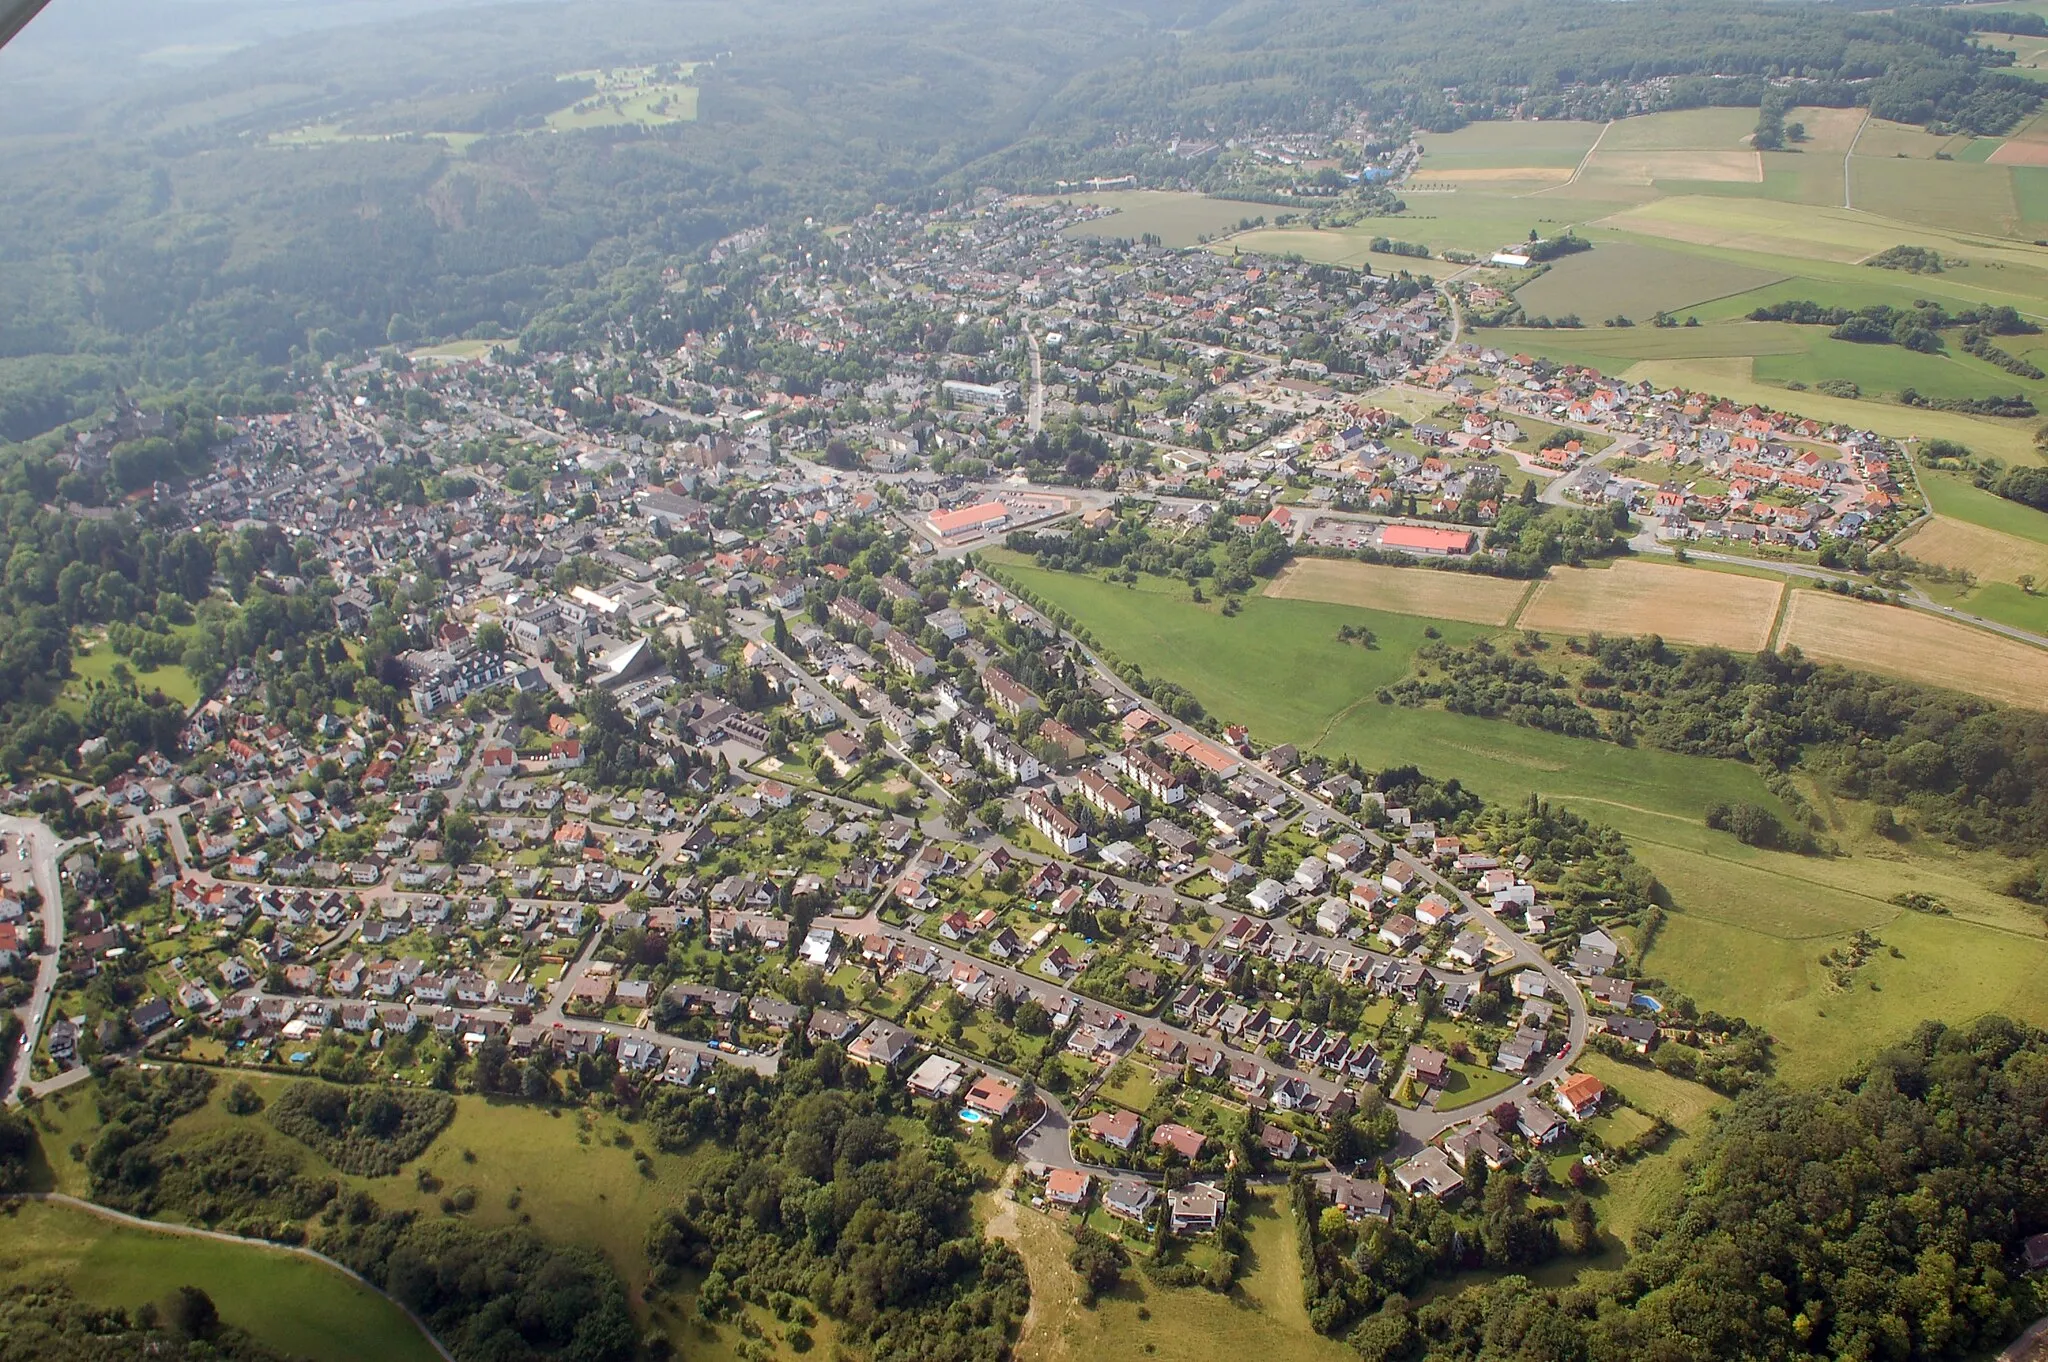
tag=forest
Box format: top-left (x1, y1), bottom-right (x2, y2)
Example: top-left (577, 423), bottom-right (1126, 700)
top-left (1352, 1016), bottom-right (2048, 1361)
top-left (639, 1043), bottom-right (1029, 1362)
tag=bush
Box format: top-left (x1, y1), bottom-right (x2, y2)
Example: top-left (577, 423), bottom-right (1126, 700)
top-left (268, 1081), bottom-right (454, 1176)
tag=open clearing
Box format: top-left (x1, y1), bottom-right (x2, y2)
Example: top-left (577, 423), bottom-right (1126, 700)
top-left (1512, 241), bottom-right (1786, 321)
top-left (0, 1198), bottom-right (437, 1362)
top-left (1517, 559), bottom-right (1783, 649)
top-left (1778, 588), bottom-right (2046, 708)
top-left (1264, 557), bottom-right (1528, 624)
top-left (1416, 120), bottom-right (1605, 170)
top-left (998, 1188), bottom-right (1352, 1362)
top-left (1898, 515), bottom-right (2048, 585)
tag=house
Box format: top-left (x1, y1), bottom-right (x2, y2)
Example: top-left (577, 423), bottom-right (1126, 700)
top-left (1024, 791), bottom-right (1087, 855)
top-left (1077, 770), bottom-right (1139, 825)
top-left (1045, 1168), bottom-right (1093, 1208)
top-left (1405, 1044), bottom-right (1450, 1090)
top-left (1381, 861), bottom-right (1419, 895)
top-left (1555, 1072), bottom-right (1608, 1119)
top-left (1247, 878), bottom-right (1289, 916)
top-left (965, 1073), bottom-right (1020, 1119)
top-left (848, 1019), bottom-right (919, 1067)
top-left (1414, 893), bottom-right (1455, 928)
top-left (1084, 1108), bottom-right (1143, 1150)
top-left (1515, 1099), bottom-right (1567, 1146)
top-left (1104, 1179), bottom-right (1158, 1224)
top-left (1315, 899), bottom-right (1352, 937)
top-left (1152, 1122), bottom-right (1208, 1161)
top-left (1170, 1183), bottom-right (1228, 1234)
top-left (1378, 914), bottom-right (1420, 950)
top-left (1320, 1173), bottom-right (1393, 1221)
top-left (807, 1008), bottom-right (861, 1046)
top-left (1602, 1014), bottom-right (1658, 1054)
top-left (1260, 1123), bottom-right (1301, 1161)
top-left (1496, 1030), bottom-right (1545, 1073)
top-left (1393, 1146), bottom-right (1465, 1199)
top-left (131, 997), bottom-right (175, 1034)
top-left (907, 1054), bottom-right (965, 1099)
top-left (1446, 930), bottom-right (1487, 967)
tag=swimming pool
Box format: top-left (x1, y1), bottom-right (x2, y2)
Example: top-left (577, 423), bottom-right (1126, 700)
top-left (958, 1108), bottom-right (985, 1124)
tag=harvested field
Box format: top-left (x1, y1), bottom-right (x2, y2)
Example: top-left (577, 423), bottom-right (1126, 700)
top-left (1585, 149), bottom-right (1761, 183)
top-left (1430, 166), bottom-right (1574, 183)
top-left (1517, 559), bottom-right (1783, 649)
top-left (1265, 558), bottom-right (1528, 625)
top-left (1778, 588), bottom-right (2047, 709)
top-left (1989, 139), bottom-right (2048, 167)
top-left (1898, 516), bottom-right (2048, 586)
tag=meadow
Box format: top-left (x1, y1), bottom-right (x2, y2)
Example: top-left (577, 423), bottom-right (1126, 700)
top-left (0, 1198), bottom-right (439, 1362)
top-left (26, 1071), bottom-right (861, 1360)
top-left (990, 553), bottom-right (2048, 1082)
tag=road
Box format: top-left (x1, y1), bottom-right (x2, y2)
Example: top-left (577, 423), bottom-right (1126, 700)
top-left (1023, 324), bottom-right (1046, 434)
top-left (2, 814), bottom-right (68, 1106)
top-left (1844, 109), bottom-right (1869, 210)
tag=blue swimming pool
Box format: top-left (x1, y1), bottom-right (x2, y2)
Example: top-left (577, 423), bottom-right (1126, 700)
top-left (958, 1108), bottom-right (985, 1124)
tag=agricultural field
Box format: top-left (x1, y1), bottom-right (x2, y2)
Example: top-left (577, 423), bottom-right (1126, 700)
top-left (1262, 557), bottom-right (1531, 625)
top-left (1408, 119), bottom-right (1604, 187)
top-left (1510, 241), bottom-right (1786, 322)
top-left (1052, 191), bottom-right (1287, 247)
top-left (1777, 587), bottom-right (2046, 708)
top-left (1897, 514), bottom-right (2048, 585)
top-left (1517, 560), bottom-right (1784, 650)
top-left (0, 1198), bottom-right (438, 1362)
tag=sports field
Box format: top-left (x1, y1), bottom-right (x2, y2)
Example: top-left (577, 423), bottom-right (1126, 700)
top-left (1517, 560), bottom-right (1784, 650)
top-left (1778, 588), bottom-right (2046, 708)
top-left (1263, 557), bottom-right (1530, 625)
top-left (1898, 515), bottom-right (2048, 586)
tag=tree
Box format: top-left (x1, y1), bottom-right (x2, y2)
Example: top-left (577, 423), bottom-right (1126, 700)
top-left (1069, 1227), bottom-right (1127, 1305)
top-left (2020, 572), bottom-right (2036, 595)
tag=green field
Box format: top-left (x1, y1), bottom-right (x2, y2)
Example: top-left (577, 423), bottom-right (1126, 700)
top-left (1510, 241), bottom-right (1786, 321)
top-left (990, 553), bottom-right (2048, 1082)
top-left (1053, 191), bottom-right (1295, 247)
top-left (1920, 469), bottom-right (2048, 541)
top-left (0, 1199), bottom-right (438, 1362)
top-left (1414, 119), bottom-right (1606, 170)
top-left (67, 632), bottom-right (201, 709)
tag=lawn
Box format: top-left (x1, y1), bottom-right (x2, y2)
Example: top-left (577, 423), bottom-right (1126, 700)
top-left (68, 629), bottom-right (202, 708)
top-left (0, 1198), bottom-right (439, 1362)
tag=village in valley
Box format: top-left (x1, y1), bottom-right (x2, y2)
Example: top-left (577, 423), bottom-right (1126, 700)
top-left (0, 187), bottom-right (1957, 1269)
